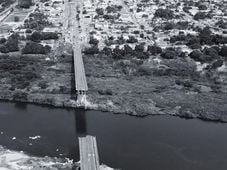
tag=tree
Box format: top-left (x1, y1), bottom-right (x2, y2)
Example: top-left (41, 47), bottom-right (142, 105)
top-left (83, 46), bottom-right (99, 55)
top-left (0, 38), bottom-right (6, 44)
top-left (0, 34), bottom-right (19, 53)
top-left (22, 42), bottom-right (51, 54)
top-left (18, 0), bottom-right (32, 8)
top-left (30, 31), bottom-right (58, 42)
top-left (147, 45), bottom-right (162, 55)
top-left (31, 31), bottom-right (42, 42)
top-left (161, 48), bottom-right (176, 59)
top-left (126, 36), bottom-right (138, 43)
top-left (89, 37), bottom-right (99, 45)
top-left (154, 8), bottom-right (174, 20)
top-left (220, 46), bottom-right (227, 57)
top-left (96, 8), bottom-right (104, 15)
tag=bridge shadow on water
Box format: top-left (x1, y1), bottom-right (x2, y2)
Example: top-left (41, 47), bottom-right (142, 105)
top-left (74, 109), bottom-right (87, 137)
top-left (61, 109), bottom-right (88, 163)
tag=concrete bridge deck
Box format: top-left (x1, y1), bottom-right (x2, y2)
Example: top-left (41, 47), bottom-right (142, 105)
top-left (79, 136), bottom-right (100, 170)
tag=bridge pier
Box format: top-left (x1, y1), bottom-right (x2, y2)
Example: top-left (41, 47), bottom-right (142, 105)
top-left (76, 90), bottom-right (87, 107)
top-left (77, 90), bottom-right (86, 95)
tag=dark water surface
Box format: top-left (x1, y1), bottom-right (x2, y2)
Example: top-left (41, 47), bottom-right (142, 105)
top-left (0, 102), bottom-right (227, 170)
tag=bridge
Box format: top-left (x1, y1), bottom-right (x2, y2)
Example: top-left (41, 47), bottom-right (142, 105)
top-left (63, 1), bottom-right (100, 169)
top-left (64, 0), bottom-right (88, 104)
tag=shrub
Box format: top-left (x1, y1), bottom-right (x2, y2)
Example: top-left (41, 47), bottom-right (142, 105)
top-left (212, 34), bottom-right (227, 45)
top-left (103, 14), bottom-right (114, 20)
top-left (147, 45), bottom-right (162, 55)
top-left (220, 46), bottom-right (227, 57)
top-left (102, 47), bottom-right (112, 56)
top-left (0, 38), bottom-right (6, 44)
top-left (198, 4), bottom-right (207, 10)
top-left (14, 16), bottom-right (20, 22)
top-left (183, 6), bottom-right (191, 13)
top-left (30, 31), bottom-right (42, 42)
top-left (123, 44), bottom-right (134, 55)
top-left (98, 89), bottom-right (113, 95)
top-left (136, 51), bottom-right (149, 60)
top-left (135, 43), bottom-right (145, 52)
top-left (194, 12), bottom-right (211, 20)
top-left (42, 32), bottom-right (58, 40)
top-left (216, 20), bottom-right (227, 29)
top-left (210, 59), bottom-right (223, 69)
top-left (96, 8), bottom-right (104, 15)
top-left (164, 22), bottom-right (175, 30)
top-left (199, 27), bottom-right (213, 45)
top-left (170, 34), bottom-right (187, 43)
top-left (22, 42), bottom-right (51, 54)
top-left (83, 45), bottom-right (99, 54)
top-left (106, 5), bottom-right (122, 13)
top-left (89, 37), bottom-right (99, 45)
top-left (115, 36), bottom-right (125, 44)
top-left (189, 50), bottom-right (212, 62)
top-left (161, 48), bottom-right (177, 59)
top-left (112, 46), bottom-right (124, 59)
top-left (13, 91), bottom-right (28, 100)
top-left (133, 30), bottom-right (140, 34)
top-left (189, 50), bottom-right (203, 61)
top-left (25, 29), bottom-right (32, 33)
top-left (137, 65), bottom-right (153, 76)
top-left (30, 31), bottom-right (58, 41)
top-left (38, 81), bottom-right (48, 89)
top-left (186, 36), bottom-right (201, 48)
top-left (154, 8), bottom-right (174, 19)
top-left (0, 34), bottom-right (19, 53)
top-left (126, 36), bottom-right (138, 43)
top-left (176, 21), bottom-right (189, 30)
top-left (203, 47), bottom-right (219, 58)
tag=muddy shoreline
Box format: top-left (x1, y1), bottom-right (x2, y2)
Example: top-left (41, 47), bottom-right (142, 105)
top-left (0, 90), bottom-right (227, 123)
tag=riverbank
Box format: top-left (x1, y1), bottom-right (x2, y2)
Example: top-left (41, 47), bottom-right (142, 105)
top-left (0, 145), bottom-right (74, 170)
top-left (0, 49), bottom-right (227, 122)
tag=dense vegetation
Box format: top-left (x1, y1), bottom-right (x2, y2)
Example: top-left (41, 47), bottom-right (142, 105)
top-left (23, 10), bottom-right (52, 30)
top-left (0, 34), bottom-right (19, 53)
top-left (22, 42), bottom-right (51, 54)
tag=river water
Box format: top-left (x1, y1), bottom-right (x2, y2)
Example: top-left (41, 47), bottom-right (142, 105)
top-left (0, 101), bottom-right (227, 170)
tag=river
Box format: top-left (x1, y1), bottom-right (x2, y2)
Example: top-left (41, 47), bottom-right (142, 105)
top-left (0, 101), bottom-right (227, 170)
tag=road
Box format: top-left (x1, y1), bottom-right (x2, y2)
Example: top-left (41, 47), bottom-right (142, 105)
top-left (63, 0), bottom-right (88, 93)
top-left (0, 3), bottom-right (15, 23)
